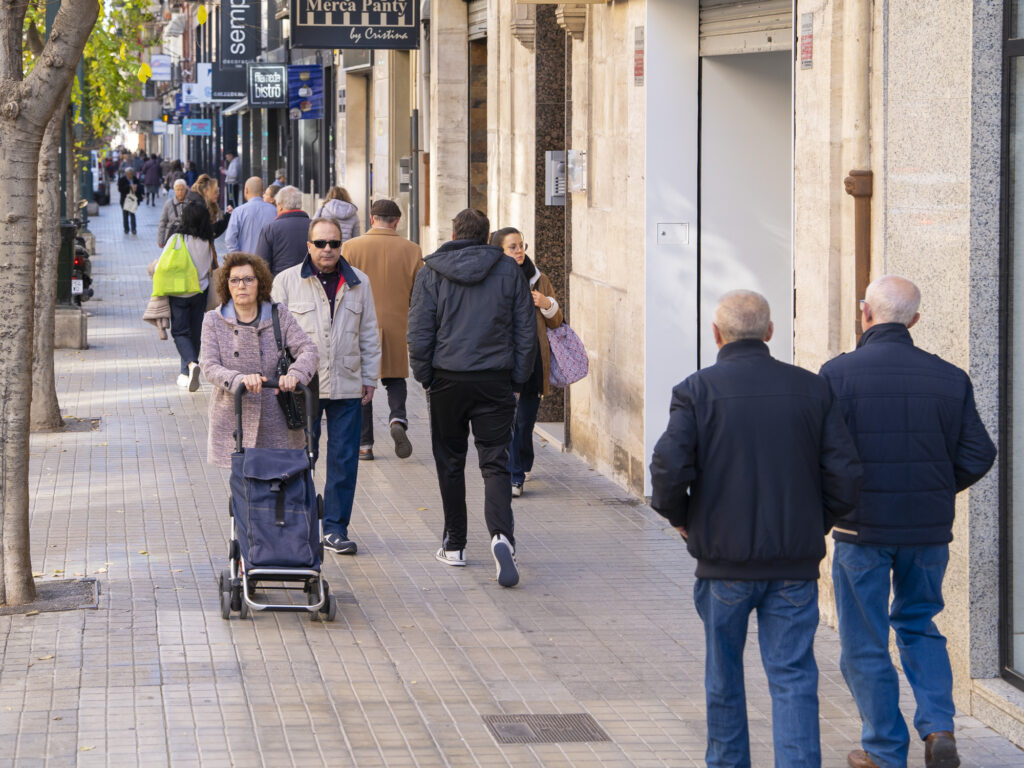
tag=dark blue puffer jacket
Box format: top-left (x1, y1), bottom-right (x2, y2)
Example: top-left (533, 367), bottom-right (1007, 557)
top-left (819, 323), bottom-right (996, 545)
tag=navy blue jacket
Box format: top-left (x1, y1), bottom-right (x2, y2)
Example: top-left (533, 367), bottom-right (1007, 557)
top-left (256, 210), bottom-right (311, 276)
top-left (407, 239), bottom-right (535, 389)
top-left (650, 340), bottom-right (862, 580)
top-left (819, 323), bottom-right (996, 545)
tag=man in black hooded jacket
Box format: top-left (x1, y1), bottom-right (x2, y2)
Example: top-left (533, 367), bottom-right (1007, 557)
top-left (408, 208), bottom-right (535, 587)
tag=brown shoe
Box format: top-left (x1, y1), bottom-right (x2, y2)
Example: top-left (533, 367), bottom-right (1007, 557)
top-left (925, 731), bottom-right (960, 768)
top-left (847, 750), bottom-right (880, 768)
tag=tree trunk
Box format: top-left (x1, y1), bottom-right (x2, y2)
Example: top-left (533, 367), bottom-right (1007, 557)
top-left (0, 0), bottom-right (99, 605)
top-left (30, 86), bottom-right (70, 431)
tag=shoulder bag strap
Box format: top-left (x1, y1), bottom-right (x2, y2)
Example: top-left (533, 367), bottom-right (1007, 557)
top-left (271, 302), bottom-right (285, 357)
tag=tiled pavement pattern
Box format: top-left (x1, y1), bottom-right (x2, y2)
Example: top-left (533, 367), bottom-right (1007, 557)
top-left (0, 198), bottom-right (1021, 768)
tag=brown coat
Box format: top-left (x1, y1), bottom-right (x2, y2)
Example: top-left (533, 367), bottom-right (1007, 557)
top-left (531, 272), bottom-right (564, 397)
top-left (342, 227), bottom-right (423, 379)
top-left (199, 302), bottom-right (320, 468)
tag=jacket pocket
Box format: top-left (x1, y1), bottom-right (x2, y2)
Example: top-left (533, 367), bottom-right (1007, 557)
top-left (342, 355), bottom-right (360, 372)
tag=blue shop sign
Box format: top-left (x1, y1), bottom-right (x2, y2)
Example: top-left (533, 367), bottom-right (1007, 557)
top-left (183, 118), bottom-right (213, 136)
top-left (288, 65), bottom-right (323, 120)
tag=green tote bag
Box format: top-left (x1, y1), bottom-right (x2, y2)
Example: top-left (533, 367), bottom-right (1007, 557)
top-left (152, 234), bottom-right (200, 296)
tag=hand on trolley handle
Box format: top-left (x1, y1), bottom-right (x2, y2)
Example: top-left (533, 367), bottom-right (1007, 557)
top-left (240, 374), bottom-right (298, 393)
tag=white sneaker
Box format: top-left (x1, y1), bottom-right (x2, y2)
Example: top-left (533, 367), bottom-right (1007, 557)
top-left (176, 374), bottom-right (189, 388)
top-left (435, 547), bottom-right (466, 567)
top-left (512, 483), bottom-right (524, 498)
top-left (491, 534), bottom-right (519, 587)
top-left (187, 362), bottom-right (201, 392)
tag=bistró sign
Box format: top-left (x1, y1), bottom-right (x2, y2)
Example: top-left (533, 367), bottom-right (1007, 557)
top-left (290, 0), bottom-right (419, 50)
top-left (220, 0), bottom-right (260, 69)
top-left (248, 64), bottom-right (288, 108)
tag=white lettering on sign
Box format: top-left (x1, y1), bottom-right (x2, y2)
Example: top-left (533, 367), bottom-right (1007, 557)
top-left (228, 0), bottom-right (252, 57)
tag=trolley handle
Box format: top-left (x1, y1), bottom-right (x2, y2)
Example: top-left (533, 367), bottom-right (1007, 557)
top-left (232, 378), bottom-right (314, 455)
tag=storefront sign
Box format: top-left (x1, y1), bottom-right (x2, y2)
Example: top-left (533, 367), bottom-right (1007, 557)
top-left (290, 0), bottom-right (419, 50)
top-left (800, 13), bottom-right (814, 70)
top-left (182, 63), bottom-right (213, 104)
top-left (220, 0), bottom-right (261, 69)
top-left (150, 54), bottom-right (172, 82)
top-left (183, 118), bottom-right (213, 136)
top-left (249, 64), bottom-right (288, 108)
top-left (288, 65), bottom-right (323, 120)
top-left (634, 26), bottom-right (644, 87)
top-left (212, 67), bottom-right (246, 101)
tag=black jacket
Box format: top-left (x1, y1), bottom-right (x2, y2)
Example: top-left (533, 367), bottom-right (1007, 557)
top-left (117, 175), bottom-right (140, 207)
top-left (184, 190), bottom-right (230, 239)
top-left (407, 239), bottom-right (535, 388)
top-left (650, 340), bottom-right (862, 580)
top-left (819, 323), bottom-right (996, 545)
top-left (256, 210), bottom-right (311, 276)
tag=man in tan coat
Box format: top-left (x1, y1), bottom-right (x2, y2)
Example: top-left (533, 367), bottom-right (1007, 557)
top-left (342, 199), bottom-right (423, 460)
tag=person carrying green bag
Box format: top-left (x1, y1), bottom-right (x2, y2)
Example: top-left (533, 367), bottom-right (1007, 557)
top-left (153, 202), bottom-right (218, 391)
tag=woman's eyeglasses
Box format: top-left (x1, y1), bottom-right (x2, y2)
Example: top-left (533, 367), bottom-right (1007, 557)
top-left (228, 276), bottom-right (257, 286)
top-left (311, 239), bottom-right (342, 249)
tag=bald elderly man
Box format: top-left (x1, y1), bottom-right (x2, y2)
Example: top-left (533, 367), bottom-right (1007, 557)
top-left (651, 290), bottom-right (862, 768)
top-left (821, 276), bottom-right (995, 768)
top-left (224, 176), bottom-right (277, 254)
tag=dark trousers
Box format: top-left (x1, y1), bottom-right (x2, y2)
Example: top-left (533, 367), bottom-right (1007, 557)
top-left (122, 208), bottom-right (136, 233)
top-left (428, 376), bottom-right (516, 550)
top-left (227, 182), bottom-right (239, 208)
top-left (360, 377), bottom-right (408, 446)
top-left (508, 392), bottom-right (541, 485)
top-left (168, 290), bottom-right (207, 374)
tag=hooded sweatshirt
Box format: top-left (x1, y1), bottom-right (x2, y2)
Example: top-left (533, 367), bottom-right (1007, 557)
top-left (407, 239), bottom-right (536, 389)
top-left (316, 199), bottom-right (362, 243)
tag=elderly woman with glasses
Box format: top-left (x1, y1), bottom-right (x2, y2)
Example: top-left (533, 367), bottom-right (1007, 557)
top-left (198, 251), bottom-right (319, 468)
top-left (489, 227), bottom-right (564, 498)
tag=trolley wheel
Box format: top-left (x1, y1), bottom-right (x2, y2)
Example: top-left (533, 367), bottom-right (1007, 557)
top-left (220, 591), bottom-right (232, 620)
top-left (230, 584), bottom-right (242, 612)
top-left (325, 595), bottom-right (338, 622)
top-left (239, 599), bottom-right (250, 620)
top-left (219, 569), bottom-right (232, 593)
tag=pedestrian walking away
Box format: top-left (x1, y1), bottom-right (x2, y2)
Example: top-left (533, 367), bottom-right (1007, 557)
top-left (158, 179), bottom-right (189, 249)
top-left (650, 289), bottom-right (862, 768)
top-left (272, 217), bottom-right (381, 556)
top-left (315, 186), bottom-right (362, 243)
top-left (343, 198), bottom-right (422, 461)
top-left (490, 227), bottom-right (563, 497)
top-left (224, 177), bottom-right (278, 255)
top-left (257, 185), bottom-right (311, 276)
top-left (142, 153), bottom-right (162, 206)
top-left (221, 152), bottom-right (241, 208)
top-left (118, 167), bottom-right (141, 235)
top-left (408, 208), bottom-right (535, 588)
top-left (819, 276), bottom-right (996, 768)
top-left (199, 251), bottom-right (319, 468)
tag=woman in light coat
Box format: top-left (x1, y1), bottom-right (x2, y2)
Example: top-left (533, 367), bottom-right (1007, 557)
top-left (490, 227), bottom-right (564, 497)
top-left (199, 251), bottom-right (319, 468)
top-left (158, 179), bottom-right (189, 248)
top-left (315, 186), bottom-right (361, 243)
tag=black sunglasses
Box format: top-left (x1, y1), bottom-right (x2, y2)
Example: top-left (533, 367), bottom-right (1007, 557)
top-left (311, 239), bottom-right (342, 249)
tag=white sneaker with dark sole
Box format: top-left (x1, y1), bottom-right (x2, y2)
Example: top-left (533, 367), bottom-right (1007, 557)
top-left (435, 547), bottom-right (466, 566)
top-left (512, 483), bottom-right (523, 498)
top-left (491, 534), bottom-right (519, 587)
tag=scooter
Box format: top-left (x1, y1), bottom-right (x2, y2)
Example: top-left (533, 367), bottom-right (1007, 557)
top-left (70, 217), bottom-right (93, 304)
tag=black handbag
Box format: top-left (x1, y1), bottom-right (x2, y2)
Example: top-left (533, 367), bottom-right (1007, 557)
top-left (271, 303), bottom-right (318, 430)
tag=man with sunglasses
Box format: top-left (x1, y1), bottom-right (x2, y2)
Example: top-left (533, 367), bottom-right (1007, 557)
top-left (272, 217), bottom-right (381, 555)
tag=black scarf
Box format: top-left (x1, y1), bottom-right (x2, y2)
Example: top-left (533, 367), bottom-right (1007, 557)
top-left (519, 254), bottom-right (537, 283)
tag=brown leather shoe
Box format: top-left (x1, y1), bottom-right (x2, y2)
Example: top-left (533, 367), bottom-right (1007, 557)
top-left (925, 731), bottom-right (960, 768)
top-left (847, 750), bottom-right (880, 768)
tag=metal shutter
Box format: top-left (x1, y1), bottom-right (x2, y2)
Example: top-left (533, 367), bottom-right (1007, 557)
top-left (468, 0), bottom-right (487, 40)
top-left (699, 0), bottom-right (792, 56)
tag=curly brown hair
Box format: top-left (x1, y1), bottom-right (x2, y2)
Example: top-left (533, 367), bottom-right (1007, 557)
top-left (215, 252), bottom-right (274, 306)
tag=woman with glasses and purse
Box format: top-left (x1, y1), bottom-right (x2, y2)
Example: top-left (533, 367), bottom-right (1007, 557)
top-left (490, 228), bottom-right (564, 497)
top-left (199, 251), bottom-right (319, 468)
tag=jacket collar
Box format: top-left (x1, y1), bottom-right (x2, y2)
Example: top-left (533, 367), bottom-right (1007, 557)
top-left (277, 209), bottom-right (308, 219)
top-left (716, 338), bottom-right (771, 362)
top-left (299, 254), bottom-right (360, 286)
top-left (219, 300), bottom-right (272, 324)
top-left (367, 227), bottom-right (398, 237)
top-left (857, 322), bottom-right (914, 348)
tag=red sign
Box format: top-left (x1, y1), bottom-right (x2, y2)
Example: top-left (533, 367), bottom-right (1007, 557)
top-left (634, 26), bottom-right (645, 86)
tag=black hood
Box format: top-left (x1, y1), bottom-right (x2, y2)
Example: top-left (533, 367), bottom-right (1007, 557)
top-left (424, 240), bottom-right (504, 285)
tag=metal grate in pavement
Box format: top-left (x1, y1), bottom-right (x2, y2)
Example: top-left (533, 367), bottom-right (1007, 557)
top-left (482, 713), bottom-right (610, 744)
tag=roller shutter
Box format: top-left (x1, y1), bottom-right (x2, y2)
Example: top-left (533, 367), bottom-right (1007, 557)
top-left (699, 0), bottom-right (792, 56)
top-left (468, 0), bottom-right (487, 40)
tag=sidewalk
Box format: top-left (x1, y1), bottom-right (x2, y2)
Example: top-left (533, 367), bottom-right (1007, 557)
top-left (0, 197), bottom-right (1021, 767)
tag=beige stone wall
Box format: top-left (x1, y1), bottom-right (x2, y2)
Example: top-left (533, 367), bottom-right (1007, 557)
top-left (487, 2), bottom-right (535, 241)
top-left (567, 2), bottom-right (647, 495)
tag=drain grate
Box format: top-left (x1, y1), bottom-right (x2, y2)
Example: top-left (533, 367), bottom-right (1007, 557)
top-left (483, 713), bottom-right (610, 744)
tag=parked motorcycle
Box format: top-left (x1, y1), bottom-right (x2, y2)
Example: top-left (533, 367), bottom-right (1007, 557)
top-left (70, 217), bottom-right (93, 305)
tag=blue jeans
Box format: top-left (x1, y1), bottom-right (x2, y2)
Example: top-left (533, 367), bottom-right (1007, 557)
top-left (310, 398), bottom-right (361, 538)
top-left (694, 578), bottom-right (821, 768)
top-left (832, 542), bottom-right (954, 768)
top-left (508, 392), bottom-right (541, 485)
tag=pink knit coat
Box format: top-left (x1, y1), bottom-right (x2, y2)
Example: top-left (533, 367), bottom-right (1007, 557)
top-left (199, 302), bottom-right (320, 468)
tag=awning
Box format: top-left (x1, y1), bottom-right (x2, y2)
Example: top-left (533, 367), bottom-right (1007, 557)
top-left (222, 98), bottom-right (249, 116)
